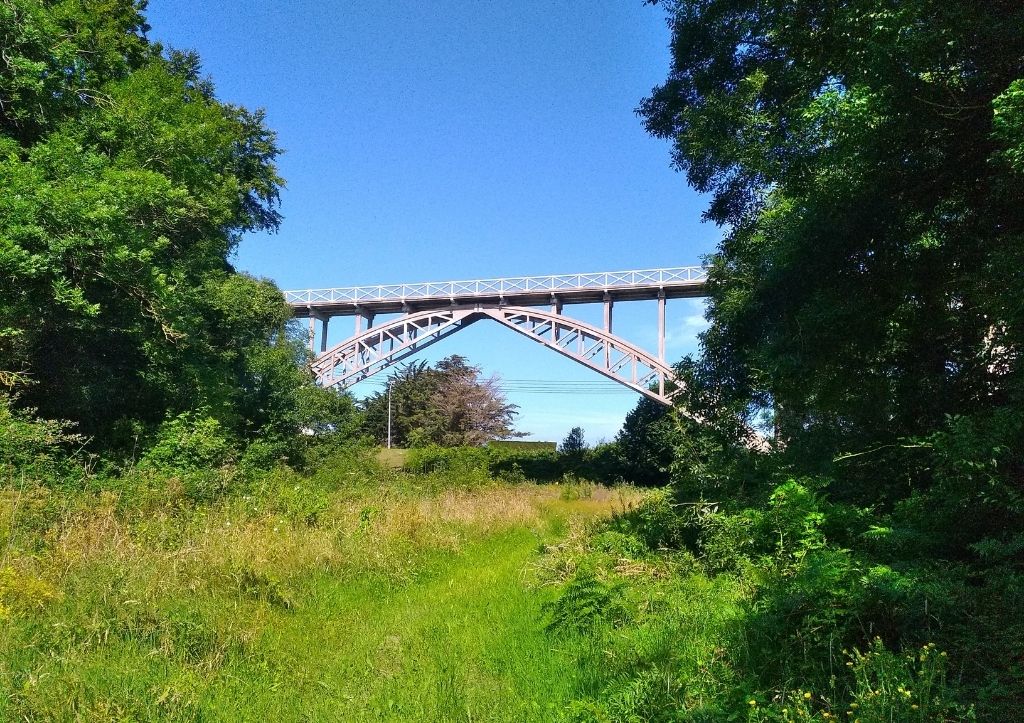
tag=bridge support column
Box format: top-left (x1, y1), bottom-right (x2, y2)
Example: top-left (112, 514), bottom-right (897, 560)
top-left (603, 293), bottom-right (613, 367)
top-left (550, 295), bottom-right (562, 342)
top-left (658, 292), bottom-right (667, 398)
top-left (354, 308), bottom-right (375, 336)
top-left (657, 291), bottom-right (666, 362)
top-left (307, 308), bottom-right (329, 353)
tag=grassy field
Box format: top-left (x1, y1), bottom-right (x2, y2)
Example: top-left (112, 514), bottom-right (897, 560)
top-left (0, 460), bottom-right (645, 721)
top-left (375, 446), bottom-right (411, 469)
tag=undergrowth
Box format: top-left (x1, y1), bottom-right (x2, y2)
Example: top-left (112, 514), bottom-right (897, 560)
top-left (538, 488), bottom-right (984, 721)
top-left (0, 423), bottom-right (646, 721)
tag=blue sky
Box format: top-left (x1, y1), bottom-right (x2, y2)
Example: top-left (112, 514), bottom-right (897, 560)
top-left (146, 0), bottom-right (720, 442)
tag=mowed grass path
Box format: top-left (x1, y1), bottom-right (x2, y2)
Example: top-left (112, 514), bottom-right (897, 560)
top-left (211, 529), bottom-right (575, 721)
top-left (2, 477), bottom-right (639, 721)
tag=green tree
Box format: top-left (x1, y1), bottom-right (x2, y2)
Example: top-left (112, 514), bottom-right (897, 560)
top-left (637, 3), bottom-right (1024, 716)
top-left (361, 356), bottom-right (519, 447)
top-left (639, 0), bottom-right (1024, 482)
top-left (0, 0), bottom-right (330, 457)
top-left (559, 426), bottom-right (587, 456)
top-left (613, 396), bottom-right (681, 486)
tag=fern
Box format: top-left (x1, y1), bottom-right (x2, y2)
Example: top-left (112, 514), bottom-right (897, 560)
top-left (543, 568), bottom-right (621, 635)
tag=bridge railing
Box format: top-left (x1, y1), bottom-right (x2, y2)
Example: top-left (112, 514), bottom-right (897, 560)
top-left (283, 266), bottom-right (708, 305)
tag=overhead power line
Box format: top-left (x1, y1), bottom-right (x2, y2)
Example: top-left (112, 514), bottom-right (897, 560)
top-left (353, 376), bottom-right (638, 395)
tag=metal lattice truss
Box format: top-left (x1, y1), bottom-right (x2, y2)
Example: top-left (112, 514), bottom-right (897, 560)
top-left (286, 266), bottom-right (706, 306)
top-left (312, 307), bottom-right (677, 405)
top-left (311, 308), bottom-right (476, 390)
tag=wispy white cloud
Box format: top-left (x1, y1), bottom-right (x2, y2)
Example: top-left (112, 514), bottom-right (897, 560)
top-left (665, 311), bottom-right (709, 348)
top-left (660, 298), bottom-right (709, 356)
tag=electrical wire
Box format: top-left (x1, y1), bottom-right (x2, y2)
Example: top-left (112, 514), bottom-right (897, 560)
top-left (353, 377), bottom-right (639, 394)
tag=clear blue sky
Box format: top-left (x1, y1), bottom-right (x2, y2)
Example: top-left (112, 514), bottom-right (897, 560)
top-left (146, 0), bottom-right (719, 442)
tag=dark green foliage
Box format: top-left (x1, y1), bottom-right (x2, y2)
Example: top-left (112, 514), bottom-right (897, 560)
top-left (609, 491), bottom-right (690, 550)
top-left (0, 394), bottom-right (85, 484)
top-left (612, 396), bottom-right (681, 486)
top-left (640, 0), bottom-right (1024, 468)
top-left (559, 426), bottom-right (587, 456)
top-left (486, 444), bottom-right (563, 482)
top-left (0, 0), bottom-right (339, 466)
top-left (597, 1), bottom-right (1024, 716)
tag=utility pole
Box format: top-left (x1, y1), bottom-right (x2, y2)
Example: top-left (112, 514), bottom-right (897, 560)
top-left (387, 379), bottom-right (393, 449)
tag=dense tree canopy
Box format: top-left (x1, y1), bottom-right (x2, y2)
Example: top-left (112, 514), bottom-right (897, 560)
top-left (362, 356), bottom-right (519, 447)
top-left (613, 396), bottom-right (681, 487)
top-left (639, 3), bottom-right (1024, 715)
top-left (640, 0), bottom-right (1024, 467)
top-left (0, 0), bottom-right (345, 454)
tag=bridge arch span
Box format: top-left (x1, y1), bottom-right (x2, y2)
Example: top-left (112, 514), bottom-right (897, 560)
top-left (311, 306), bottom-right (677, 405)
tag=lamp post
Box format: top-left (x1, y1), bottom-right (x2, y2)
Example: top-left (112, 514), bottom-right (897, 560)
top-left (387, 379), bottom-right (392, 449)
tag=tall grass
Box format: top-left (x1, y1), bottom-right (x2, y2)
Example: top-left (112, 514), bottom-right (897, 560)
top-left (0, 452), bottom-right (644, 721)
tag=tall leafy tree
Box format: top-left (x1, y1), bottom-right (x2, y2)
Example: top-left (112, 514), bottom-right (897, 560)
top-left (362, 356), bottom-right (519, 447)
top-left (639, 0), bottom-right (1024, 471)
top-left (613, 396), bottom-right (681, 486)
top-left (639, 6), bottom-right (1024, 714)
top-left (0, 0), bottom-right (332, 451)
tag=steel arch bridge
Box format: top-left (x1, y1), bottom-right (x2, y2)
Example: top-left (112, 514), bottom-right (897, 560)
top-left (286, 266), bottom-right (708, 405)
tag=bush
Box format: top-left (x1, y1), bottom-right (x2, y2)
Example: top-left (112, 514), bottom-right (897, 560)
top-left (0, 395), bottom-right (84, 484)
top-left (403, 445), bottom-right (489, 475)
top-left (238, 438), bottom-right (291, 477)
top-left (558, 473), bottom-right (595, 501)
top-left (609, 490), bottom-right (690, 550)
top-left (488, 446), bottom-right (561, 482)
top-left (543, 567), bottom-right (625, 635)
top-left (141, 411), bottom-right (234, 473)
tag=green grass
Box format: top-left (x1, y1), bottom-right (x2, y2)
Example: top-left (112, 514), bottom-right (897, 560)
top-left (206, 530), bottom-right (578, 721)
top-left (4, 461), bottom-right (960, 720)
top-left (0, 465), bottom-right (643, 721)
top-left (376, 446), bottom-right (410, 469)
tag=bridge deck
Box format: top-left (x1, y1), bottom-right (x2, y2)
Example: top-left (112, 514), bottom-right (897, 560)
top-left (287, 266), bottom-right (707, 317)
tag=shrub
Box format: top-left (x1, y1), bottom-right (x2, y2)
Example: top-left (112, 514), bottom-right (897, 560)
top-left (609, 490), bottom-right (690, 550)
top-left (237, 438), bottom-right (290, 476)
top-left (403, 445), bottom-right (489, 475)
top-left (543, 567), bottom-right (625, 635)
top-left (559, 473), bottom-right (595, 501)
top-left (141, 410), bottom-right (234, 473)
top-left (487, 447), bottom-right (561, 482)
top-left (0, 395), bottom-right (84, 484)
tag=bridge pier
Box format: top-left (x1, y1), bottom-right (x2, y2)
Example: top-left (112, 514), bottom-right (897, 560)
top-left (603, 293), bottom-right (614, 367)
top-left (354, 308), bottom-right (375, 335)
top-left (550, 295), bottom-right (562, 342)
top-left (307, 309), bottom-right (330, 353)
top-left (658, 291), bottom-right (666, 362)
